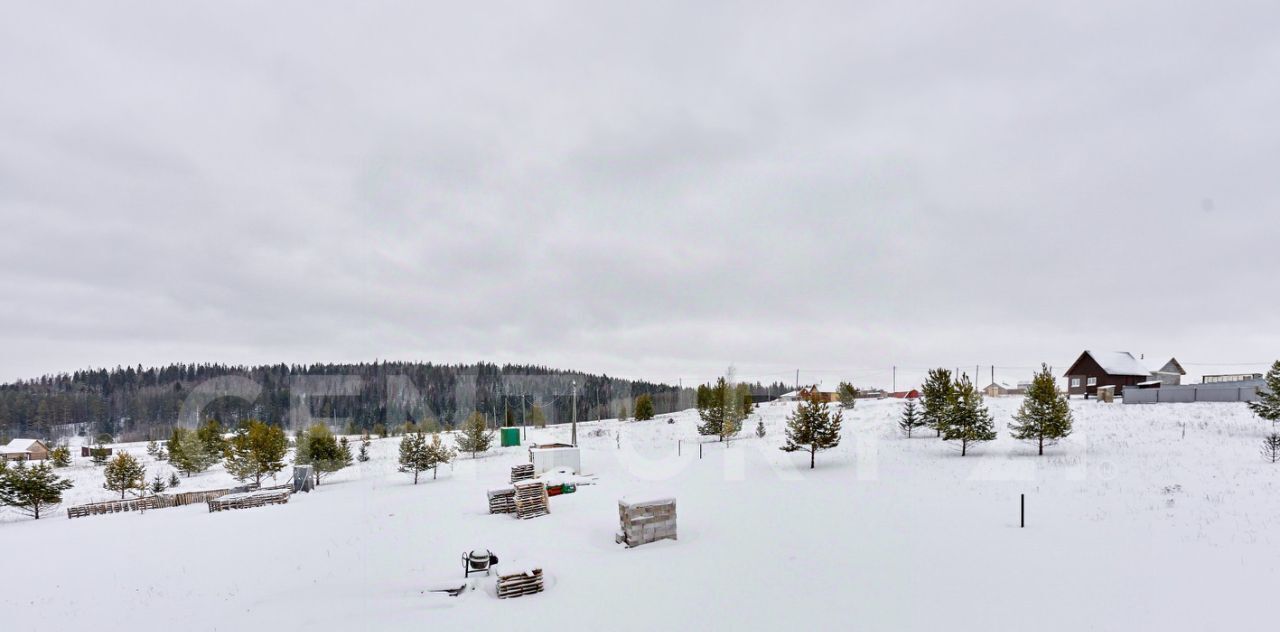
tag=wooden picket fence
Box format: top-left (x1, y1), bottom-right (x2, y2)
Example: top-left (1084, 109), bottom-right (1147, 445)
top-left (156, 488), bottom-right (232, 508)
top-left (66, 496), bottom-right (159, 519)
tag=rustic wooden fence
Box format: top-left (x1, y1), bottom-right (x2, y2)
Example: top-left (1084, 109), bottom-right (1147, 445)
top-left (66, 496), bottom-right (159, 519)
top-left (155, 488), bottom-right (232, 508)
top-left (207, 488), bottom-right (292, 513)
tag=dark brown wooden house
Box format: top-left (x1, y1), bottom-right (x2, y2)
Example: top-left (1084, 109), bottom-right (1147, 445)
top-left (1063, 351), bottom-right (1155, 398)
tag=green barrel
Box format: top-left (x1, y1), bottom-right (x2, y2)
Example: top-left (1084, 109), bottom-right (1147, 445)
top-left (500, 427), bottom-right (521, 447)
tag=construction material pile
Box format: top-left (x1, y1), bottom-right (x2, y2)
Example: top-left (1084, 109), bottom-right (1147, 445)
top-left (487, 487), bottom-right (517, 514)
top-left (496, 568), bottom-right (544, 599)
top-left (513, 480), bottom-right (550, 519)
top-left (510, 463), bottom-right (535, 483)
top-left (616, 497), bottom-right (677, 548)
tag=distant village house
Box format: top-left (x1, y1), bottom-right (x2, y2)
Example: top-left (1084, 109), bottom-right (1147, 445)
top-left (2, 438), bottom-right (50, 462)
top-left (1064, 351), bottom-right (1184, 398)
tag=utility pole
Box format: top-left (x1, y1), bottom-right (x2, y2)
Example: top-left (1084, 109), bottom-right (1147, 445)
top-left (795, 369), bottom-right (799, 390)
top-left (571, 379), bottom-right (578, 446)
top-left (892, 366), bottom-right (897, 392)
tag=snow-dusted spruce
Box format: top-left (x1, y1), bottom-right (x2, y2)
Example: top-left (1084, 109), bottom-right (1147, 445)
top-left (838, 382), bottom-right (859, 409)
top-left (149, 474), bottom-right (167, 494)
top-left (357, 434), bottom-right (371, 462)
top-left (920, 368), bottom-right (954, 438)
top-left (103, 452), bottom-right (146, 499)
top-left (898, 399), bottom-right (925, 437)
top-left (618, 402), bottom-right (629, 421)
top-left (196, 419), bottom-right (228, 457)
top-left (634, 394), bottom-right (655, 421)
top-left (168, 472), bottom-right (181, 488)
top-left (941, 375), bottom-right (996, 456)
top-left (169, 427), bottom-right (217, 477)
top-left (399, 432), bottom-right (455, 483)
top-left (1262, 433), bottom-right (1280, 463)
top-left (756, 420), bottom-right (767, 438)
top-left (49, 445), bottom-right (71, 467)
top-left (455, 412), bottom-right (495, 458)
top-left (1248, 360), bottom-right (1280, 425)
top-left (425, 433), bottom-right (456, 480)
top-left (781, 391), bottom-right (844, 469)
top-left (1008, 364), bottom-right (1073, 455)
top-left (224, 421), bottom-right (289, 486)
top-left (89, 444), bottom-right (110, 466)
top-left (0, 460), bottom-right (73, 520)
top-left (294, 424), bottom-right (354, 486)
top-left (696, 377), bottom-right (745, 441)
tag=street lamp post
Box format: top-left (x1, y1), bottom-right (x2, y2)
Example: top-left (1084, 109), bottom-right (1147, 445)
top-left (571, 379), bottom-right (578, 446)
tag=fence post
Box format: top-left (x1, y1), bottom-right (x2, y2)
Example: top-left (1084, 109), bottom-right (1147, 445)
top-left (1020, 494), bottom-right (1025, 528)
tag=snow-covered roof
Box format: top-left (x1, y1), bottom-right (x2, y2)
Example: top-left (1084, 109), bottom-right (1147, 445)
top-left (1084, 351), bottom-right (1153, 377)
top-left (0, 438), bottom-right (41, 454)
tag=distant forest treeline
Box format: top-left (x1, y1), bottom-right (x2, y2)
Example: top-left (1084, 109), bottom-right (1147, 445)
top-left (0, 362), bottom-right (792, 443)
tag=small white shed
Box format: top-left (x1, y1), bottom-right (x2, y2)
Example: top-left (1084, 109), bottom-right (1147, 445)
top-left (529, 445), bottom-right (581, 475)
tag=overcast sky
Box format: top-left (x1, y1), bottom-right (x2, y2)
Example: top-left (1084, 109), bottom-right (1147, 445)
top-left (1, 1), bottom-right (1277, 389)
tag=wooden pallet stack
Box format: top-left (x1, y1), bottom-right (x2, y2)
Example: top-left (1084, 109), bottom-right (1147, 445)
top-left (616, 497), bottom-right (677, 547)
top-left (496, 568), bottom-right (544, 599)
top-left (512, 480), bottom-right (549, 519)
top-left (487, 487), bottom-right (517, 514)
top-left (510, 464), bottom-right (535, 483)
top-left (207, 488), bottom-right (292, 513)
top-left (66, 496), bottom-right (159, 519)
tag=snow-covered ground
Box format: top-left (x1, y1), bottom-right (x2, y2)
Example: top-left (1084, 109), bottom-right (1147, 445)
top-left (4, 398), bottom-right (1278, 630)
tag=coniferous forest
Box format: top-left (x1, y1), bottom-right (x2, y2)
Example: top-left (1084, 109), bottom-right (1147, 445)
top-left (0, 362), bottom-right (791, 443)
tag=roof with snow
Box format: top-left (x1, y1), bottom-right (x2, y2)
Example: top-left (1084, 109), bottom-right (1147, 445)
top-left (1066, 351), bottom-right (1153, 377)
top-left (1, 438), bottom-right (43, 454)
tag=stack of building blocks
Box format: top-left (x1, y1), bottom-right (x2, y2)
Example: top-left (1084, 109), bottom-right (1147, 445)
top-left (616, 497), bottom-right (677, 547)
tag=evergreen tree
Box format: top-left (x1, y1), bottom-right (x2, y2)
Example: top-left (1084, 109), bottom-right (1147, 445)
top-left (146, 440), bottom-right (161, 458)
top-left (89, 443), bottom-right (110, 466)
top-left (1248, 361), bottom-right (1280, 425)
top-left (696, 378), bottom-right (745, 441)
top-left (737, 383), bottom-right (755, 416)
top-left (294, 425), bottom-right (352, 485)
top-left (169, 427), bottom-right (217, 477)
top-left (224, 421), bottom-right (288, 485)
top-left (617, 402), bottom-right (629, 421)
top-left (357, 434), bottom-right (371, 462)
top-left (196, 419), bottom-right (227, 458)
top-left (149, 474), bottom-right (168, 494)
top-left (528, 405), bottom-right (548, 428)
top-left (941, 375), bottom-right (997, 456)
top-left (168, 472), bottom-right (181, 488)
top-left (781, 391), bottom-right (844, 468)
top-left (1263, 433), bottom-right (1280, 463)
top-left (838, 382), bottom-right (859, 409)
top-left (103, 452), bottom-right (146, 499)
top-left (898, 399), bottom-right (925, 437)
top-left (1008, 364), bottom-right (1074, 455)
top-left (756, 420), bottom-right (766, 438)
top-left (0, 461), bottom-right (74, 520)
top-left (920, 368), bottom-right (955, 438)
top-left (398, 432), bottom-right (431, 484)
top-left (634, 394), bottom-right (655, 421)
top-left (454, 412), bottom-right (494, 458)
top-left (424, 433), bottom-right (457, 480)
top-left (49, 445), bottom-right (72, 468)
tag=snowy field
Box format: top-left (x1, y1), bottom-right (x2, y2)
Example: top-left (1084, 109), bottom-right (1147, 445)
top-left (4, 397), bottom-right (1278, 631)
